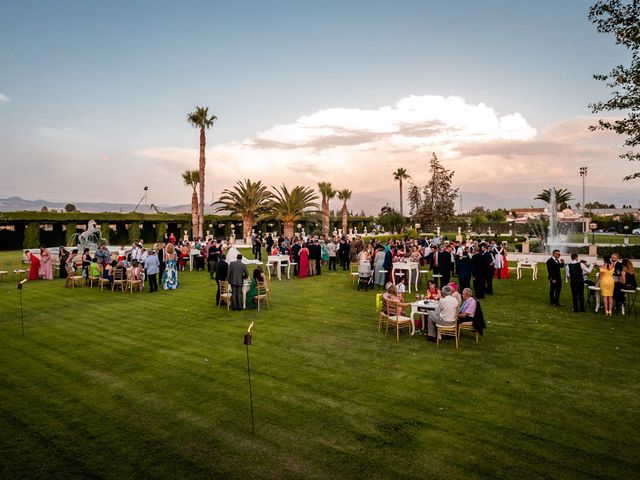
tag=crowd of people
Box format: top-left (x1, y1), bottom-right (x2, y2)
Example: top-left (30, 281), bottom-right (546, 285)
top-left (548, 250), bottom-right (637, 314)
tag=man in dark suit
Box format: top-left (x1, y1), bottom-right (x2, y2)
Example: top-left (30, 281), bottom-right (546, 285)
top-left (439, 244), bottom-right (453, 286)
top-left (471, 248), bottom-right (486, 299)
top-left (254, 235), bottom-right (262, 261)
top-left (308, 240), bottom-right (322, 275)
top-left (215, 253), bottom-right (228, 306)
top-left (482, 244), bottom-right (495, 295)
top-left (291, 239), bottom-right (301, 276)
top-left (546, 249), bottom-right (564, 307)
top-left (426, 245), bottom-right (441, 286)
top-left (227, 254), bottom-right (248, 311)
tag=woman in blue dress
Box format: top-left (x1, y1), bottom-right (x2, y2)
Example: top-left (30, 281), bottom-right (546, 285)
top-left (162, 243), bottom-right (179, 290)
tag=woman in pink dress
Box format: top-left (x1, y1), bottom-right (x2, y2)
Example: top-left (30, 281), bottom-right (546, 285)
top-left (25, 251), bottom-right (41, 280)
top-left (298, 243), bottom-right (309, 278)
top-left (39, 246), bottom-right (53, 280)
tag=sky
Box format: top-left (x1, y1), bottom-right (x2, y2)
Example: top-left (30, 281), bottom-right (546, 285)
top-left (0, 0), bottom-right (637, 213)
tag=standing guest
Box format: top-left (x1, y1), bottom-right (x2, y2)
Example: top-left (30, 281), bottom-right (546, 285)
top-left (227, 254), bottom-right (248, 311)
top-left (254, 235), bottom-right (263, 261)
top-left (208, 241), bottom-right (220, 279)
top-left (597, 254), bottom-right (615, 316)
top-left (457, 251), bottom-right (472, 292)
top-left (157, 243), bottom-right (166, 281)
top-left (215, 254), bottom-right (229, 305)
top-left (266, 233), bottom-right (274, 254)
top-left (168, 232), bottom-right (176, 245)
top-left (58, 247), bottom-right (69, 279)
top-left (39, 246), bottom-right (53, 280)
top-left (299, 243), bottom-right (310, 278)
top-left (426, 285), bottom-right (458, 341)
top-left (546, 249), bottom-right (565, 307)
top-left (611, 252), bottom-right (625, 312)
top-left (308, 240), bottom-right (321, 276)
top-left (439, 244), bottom-right (453, 286)
top-left (94, 244), bottom-right (109, 267)
top-left (426, 245), bottom-right (441, 286)
top-left (81, 248), bottom-right (92, 278)
top-left (25, 251), bottom-right (41, 280)
top-left (471, 249), bottom-right (486, 299)
top-left (291, 239), bottom-right (302, 276)
top-left (565, 253), bottom-right (589, 312)
top-left (117, 245), bottom-right (126, 262)
top-left (321, 239), bottom-right (329, 267)
top-left (339, 237), bottom-right (350, 270)
top-left (162, 243), bottom-right (179, 290)
top-left (493, 243), bottom-right (505, 278)
top-left (482, 244), bottom-right (495, 295)
top-left (144, 249), bottom-right (160, 293)
top-left (374, 245), bottom-right (386, 286)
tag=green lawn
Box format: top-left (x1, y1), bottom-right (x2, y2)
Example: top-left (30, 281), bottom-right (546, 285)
top-left (0, 251), bottom-right (638, 479)
top-left (567, 233), bottom-right (640, 245)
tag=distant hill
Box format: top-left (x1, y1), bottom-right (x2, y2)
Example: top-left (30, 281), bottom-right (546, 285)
top-left (0, 196), bottom-right (217, 214)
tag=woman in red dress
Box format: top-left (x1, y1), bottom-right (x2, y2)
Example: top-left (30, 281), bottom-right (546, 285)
top-left (500, 247), bottom-right (510, 279)
top-left (298, 243), bottom-right (309, 278)
top-left (25, 251), bottom-right (41, 280)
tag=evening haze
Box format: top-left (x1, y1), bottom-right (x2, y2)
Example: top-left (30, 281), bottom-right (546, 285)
top-left (0, 1), bottom-right (637, 213)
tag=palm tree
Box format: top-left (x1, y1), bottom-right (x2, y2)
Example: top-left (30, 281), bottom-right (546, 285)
top-left (535, 188), bottom-right (574, 210)
top-left (337, 189), bottom-right (352, 236)
top-left (268, 185), bottom-right (319, 239)
top-left (187, 106), bottom-right (217, 239)
top-left (317, 181), bottom-right (337, 237)
top-left (393, 167), bottom-right (410, 217)
top-left (181, 169), bottom-right (200, 238)
top-left (215, 179), bottom-right (272, 243)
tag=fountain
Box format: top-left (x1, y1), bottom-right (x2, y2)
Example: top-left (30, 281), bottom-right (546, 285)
top-left (68, 220), bottom-right (108, 252)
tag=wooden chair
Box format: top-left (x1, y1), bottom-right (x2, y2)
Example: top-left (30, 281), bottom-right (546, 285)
top-left (126, 268), bottom-right (143, 293)
top-left (98, 273), bottom-right (112, 291)
top-left (436, 323), bottom-right (459, 350)
top-left (66, 265), bottom-right (84, 289)
top-left (218, 281), bottom-right (232, 310)
top-left (86, 266), bottom-right (101, 288)
top-left (255, 280), bottom-right (270, 310)
top-left (458, 320), bottom-right (479, 344)
top-left (350, 262), bottom-right (359, 284)
top-left (0, 265), bottom-right (8, 282)
top-left (112, 268), bottom-right (126, 292)
top-left (13, 261), bottom-right (27, 280)
top-left (384, 298), bottom-right (411, 341)
top-left (377, 296), bottom-right (389, 334)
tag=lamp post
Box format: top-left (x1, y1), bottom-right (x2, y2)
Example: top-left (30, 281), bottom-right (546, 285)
top-left (624, 225), bottom-right (630, 245)
top-left (589, 222), bottom-right (597, 245)
top-left (580, 167), bottom-right (587, 234)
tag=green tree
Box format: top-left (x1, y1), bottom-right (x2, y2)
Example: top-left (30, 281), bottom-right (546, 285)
top-left (268, 185), bottom-right (319, 239)
top-left (187, 106), bottom-right (217, 239)
top-left (589, 0), bottom-right (640, 180)
top-left (392, 167), bottom-right (410, 217)
top-left (377, 208), bottom-right (405, 233)
top-left (418, 153), bottom-right (459, 227)
top-left (534, 188), bottom-right (574, 210)
top-left (336, 188), bottom-right (352, 235)
top-left (317, 181), bottom-right (337, 237)
top-left (181, 169), bottom-right (200, 239)
top-left (215, 179), bottom-right (272, 243)
top-left (65, 203), bottom-right (77, 213)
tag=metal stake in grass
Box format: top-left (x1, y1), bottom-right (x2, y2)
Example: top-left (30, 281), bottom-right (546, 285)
top-left (244, 321), bottom-right (255, 435)
top-left (17, 279), bottom-right (27, 336)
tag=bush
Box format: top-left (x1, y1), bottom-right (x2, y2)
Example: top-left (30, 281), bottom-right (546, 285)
top-left (23, 222), bottom-right (40, 249)
top-left (65, 222), bottom-right (76, 246)
top-left (128, 222), bottom-right (140, 244)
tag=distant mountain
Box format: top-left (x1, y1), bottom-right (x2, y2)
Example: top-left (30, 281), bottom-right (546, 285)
top-left (0, 196), bottom-right (217, 214)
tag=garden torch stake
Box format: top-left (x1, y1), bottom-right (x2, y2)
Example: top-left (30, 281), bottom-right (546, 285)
top-left (18, 279), bottom-right (26, 336)
top-left (244, 321), bottom-right (255, 435)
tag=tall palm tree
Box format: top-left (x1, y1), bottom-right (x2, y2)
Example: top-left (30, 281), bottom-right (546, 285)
top-left (268, 185), bottom-right (319, 239)
top-left (337, 188), bottom-right (352, 236)
top-left (393, 167), bottom-right (410, 217)
top-left (181, 169), bottom-right (200, 238)
top-left (317, 181), bottom-right (336, 237)
top-left (535, 188), bottom-right (574, 210)
top-left (187, 106), bottom-right (217, 239)
top-left (215, 179), bottom-right (272, 243)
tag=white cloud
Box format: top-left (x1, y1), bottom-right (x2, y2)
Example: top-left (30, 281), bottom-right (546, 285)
top-left (132, 95), bottom-right (634, 210)
top-left (0, 93), bottom-right (11, 104)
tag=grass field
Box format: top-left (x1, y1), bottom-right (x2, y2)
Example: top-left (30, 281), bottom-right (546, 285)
top-left (567, 233), bottom-right (640, 245)
top-left (0, 250), bottom-right (639, 479)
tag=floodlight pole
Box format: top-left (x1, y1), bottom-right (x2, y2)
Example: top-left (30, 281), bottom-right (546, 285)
top-left (244, 321), bottom-right (255, 435)
top-left (580, 167), bottom-right (587, 234)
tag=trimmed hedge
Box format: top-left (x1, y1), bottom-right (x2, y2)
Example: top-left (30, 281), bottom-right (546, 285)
top-left (65, 222), bottom-right (76, 246)
top-left (23, 222), bottom-right (40, 249)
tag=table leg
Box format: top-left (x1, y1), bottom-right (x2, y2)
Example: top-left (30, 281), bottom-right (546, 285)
top-left (595, 291), bottom-right (600, 313)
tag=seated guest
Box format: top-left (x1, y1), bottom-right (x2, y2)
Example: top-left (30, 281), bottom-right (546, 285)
top-left (131, 260), bottom-right (142, 280)
top-left (382, 284), bottom-right (409, 315)
top-left (426, 280), bottom-right (442, 301)
top-left (246, 266), bottom-right (267, 309)
top-left (117, 245), bottom-right (126, 262)
top-left (426, 285), bottom-right (458, 341)
top-left (396, 277), bottom-right (406, 301)
top-left (458, 288), bottom-right (477, 319)
top-left (88, 258), bottom-right (101, 278)
top-left (103, 261), bottom-right (115, 281)
top-left (115, 260), bottom-right (127, 278)
top-left (448, 282), bottom-right (462, 307)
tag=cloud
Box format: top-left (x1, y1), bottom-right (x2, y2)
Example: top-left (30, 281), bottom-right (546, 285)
top-left (132, 95), bottom-right (635, 211)
top-left (0, 93), bottom-right (10, 104)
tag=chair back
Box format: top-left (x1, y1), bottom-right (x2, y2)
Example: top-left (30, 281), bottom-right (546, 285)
top-left (114, 268), bottom-right (125, 282)
top-left (386, 298), bottom-right (401, 318)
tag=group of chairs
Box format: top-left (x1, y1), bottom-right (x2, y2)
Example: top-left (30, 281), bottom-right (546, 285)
top-left (377, 296), bottom-right (480, 349)
top-left (216, 279), bottom-right (270, 311)
top-left (66, 265), bottom-right (144, 293)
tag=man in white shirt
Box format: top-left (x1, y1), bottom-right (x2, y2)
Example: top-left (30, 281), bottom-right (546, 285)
top-left (427, 285), bottom-right (459, 340)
